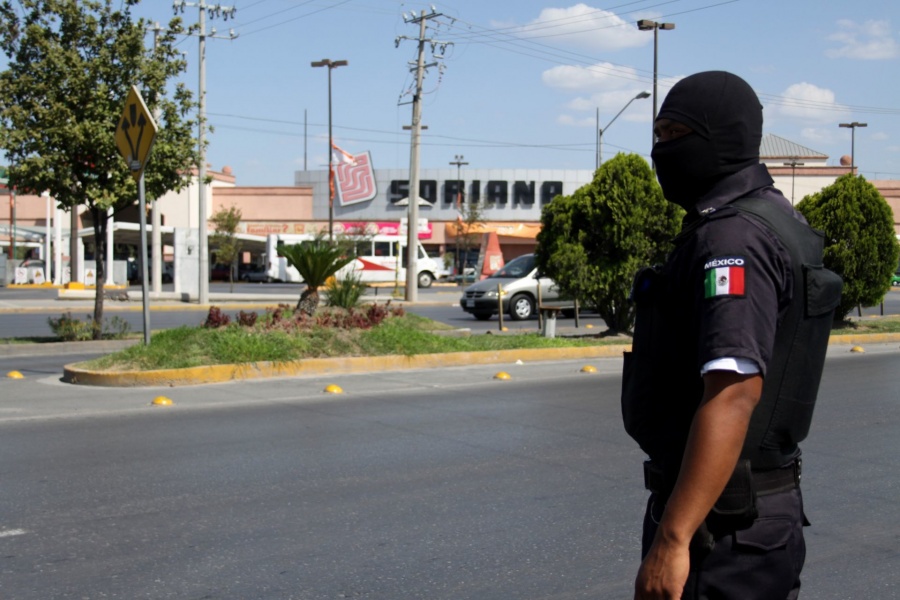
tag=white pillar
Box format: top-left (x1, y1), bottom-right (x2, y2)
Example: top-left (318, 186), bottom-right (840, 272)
top-left (106, 208), bottom-right (115, 285)
top-left (42, 192), bottom-right (51, 278)
top-left (54, 206), bottom-right (63, 285)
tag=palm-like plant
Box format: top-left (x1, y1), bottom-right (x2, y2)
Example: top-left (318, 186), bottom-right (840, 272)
top-left (278, 234), bottom-right (358, 316)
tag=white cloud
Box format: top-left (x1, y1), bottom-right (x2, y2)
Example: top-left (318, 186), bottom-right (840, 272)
top-left (556, 113), bottom-right (594, 127)
top-left (766, 82), bottom-right (848, 124)
top-left (871, 131), bottom-right (889, 141)
top-left (515, 4), bottom-right (647, 51)
top-left (800, 127), bottom-right (838, 145)
top-left (826, 19), bottom-right (899, 60)
top-left (542, 62), bottom-right (640, 92)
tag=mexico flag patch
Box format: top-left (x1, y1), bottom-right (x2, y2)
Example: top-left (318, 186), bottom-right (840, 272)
top-left (704, 256), bottom-right (746, 298)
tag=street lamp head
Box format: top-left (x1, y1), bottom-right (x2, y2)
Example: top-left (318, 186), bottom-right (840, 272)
top-left (637, 19), bottom-right (675, 30)
top-left (636, 91), bottom-right (651, 99)
top-left (311, 59), bottom-right (348, 69)
top-left (839, 122), bottom-right (867, 128)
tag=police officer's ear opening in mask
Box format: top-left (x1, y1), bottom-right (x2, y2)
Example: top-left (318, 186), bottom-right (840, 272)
top-left (650, 70), bottom-right (764, 210)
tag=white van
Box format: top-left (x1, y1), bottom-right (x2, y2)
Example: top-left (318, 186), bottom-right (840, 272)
top-left (265, 233), bottom-right (440, 288)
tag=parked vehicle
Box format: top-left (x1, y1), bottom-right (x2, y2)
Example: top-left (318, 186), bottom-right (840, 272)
top-left (210, 263), bottom-right (233, 281)
top-left (265, 233), bottom-right (440, 288)
top-left (892, 267), bottom-right (900, 286)
top-left (239, 264), bottom-right (271, 283)
top-left (459, 253), bottom-right (563, 321)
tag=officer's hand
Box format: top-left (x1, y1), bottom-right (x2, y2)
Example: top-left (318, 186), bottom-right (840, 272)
top-left (633, 537), bottom-right (690, 600)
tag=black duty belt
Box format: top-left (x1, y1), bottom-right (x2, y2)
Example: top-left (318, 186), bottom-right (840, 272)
top-left (644, 459), bottom-right (801, 498)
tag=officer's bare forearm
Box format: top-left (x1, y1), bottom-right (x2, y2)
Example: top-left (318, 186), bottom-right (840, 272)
top-left (655, 372), bottom-right (763, 546)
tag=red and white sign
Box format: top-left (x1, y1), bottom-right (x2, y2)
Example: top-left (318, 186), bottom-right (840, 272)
top-left (334, 150), bottom-right (377, 206)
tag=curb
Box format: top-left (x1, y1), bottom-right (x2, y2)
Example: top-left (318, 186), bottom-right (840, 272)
top-left (63, 344), bottom-right (633, 388)
top-left (58, 332), bottom-right (900, 388)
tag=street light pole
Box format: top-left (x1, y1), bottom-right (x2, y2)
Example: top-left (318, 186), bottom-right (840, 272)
top-left (597, 91), bottom-right (651, 168)
top-left (637, 19), bottom-right (675, 166)
top-left (839, 122), bottom-right (867, 173)
top-left (449, 154), bottom-right (468, 283)
top-left (311, 58), bottom-right (348, 240)
top-left (783, 159), bottom-right (805, 205)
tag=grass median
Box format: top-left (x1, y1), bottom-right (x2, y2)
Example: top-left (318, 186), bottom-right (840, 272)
top-left (80, 306), bottom-right (629, 372)
top-left (28, 304), bottom-right (900, 373)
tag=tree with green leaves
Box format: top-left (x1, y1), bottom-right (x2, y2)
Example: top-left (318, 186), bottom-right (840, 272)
top-left (452, 195), bottom-right (487, 284)
top-left (0, 0), bottom-right (199, 339)
top-left (210, 205), bottom-right (242, 292)
top-left (796, 173), bottom-right (899, 322)
top-left (278, 233), bottom-right (358, 316)
top-left (535, 153), bottom-right (683, 334)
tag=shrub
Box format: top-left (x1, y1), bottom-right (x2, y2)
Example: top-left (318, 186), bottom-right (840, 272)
top-left (203, 306), bottom-right (231, 328)
top-left (48, 312), bottom-right (93, 341)
top-left (237, 311), bottom-right (258, 327)
top-left (324, 272), bottom-right (367, 309)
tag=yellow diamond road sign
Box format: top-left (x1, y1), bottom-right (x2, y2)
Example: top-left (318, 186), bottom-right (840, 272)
top-left (115, 85), bottom-right (158, 181)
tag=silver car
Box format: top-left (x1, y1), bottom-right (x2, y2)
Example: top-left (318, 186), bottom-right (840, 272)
top-left (458, 253), bottom-right (562, 321)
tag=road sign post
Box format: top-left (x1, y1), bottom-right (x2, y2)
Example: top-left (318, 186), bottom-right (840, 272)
top-left (116, 86), bottom-right (158, 345)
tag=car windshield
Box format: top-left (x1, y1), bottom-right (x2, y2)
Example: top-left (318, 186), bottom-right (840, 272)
top-left (489, 254), bottom-right (535, 279)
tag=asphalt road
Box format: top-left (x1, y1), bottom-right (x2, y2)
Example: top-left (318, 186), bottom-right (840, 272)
top-left (0, 347), bottom-right (898, 598)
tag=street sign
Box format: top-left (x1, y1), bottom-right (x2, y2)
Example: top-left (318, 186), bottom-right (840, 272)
top-left (115, 85), bottom-right (158, 181)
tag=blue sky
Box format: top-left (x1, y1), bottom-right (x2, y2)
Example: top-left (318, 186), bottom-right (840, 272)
top-left (45, 1), bottom-right (900, 185)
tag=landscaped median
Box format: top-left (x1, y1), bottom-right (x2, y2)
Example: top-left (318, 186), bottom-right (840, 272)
top-left (53, 305), bottom-right (900, 388)
top-left (61, 305), bottom-right (633, 387)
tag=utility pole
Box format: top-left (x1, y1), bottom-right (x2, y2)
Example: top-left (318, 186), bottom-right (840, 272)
top-left (397, 8), bottom-right (449, 302)
top-left (174, 0), bottom-right (237, 305)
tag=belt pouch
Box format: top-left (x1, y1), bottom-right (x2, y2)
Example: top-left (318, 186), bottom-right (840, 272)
top-left (711, 459), bottom-right (758, 526)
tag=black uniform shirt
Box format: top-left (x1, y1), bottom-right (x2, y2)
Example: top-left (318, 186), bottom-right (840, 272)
top-left (663, 163), bottom-right (801, 377)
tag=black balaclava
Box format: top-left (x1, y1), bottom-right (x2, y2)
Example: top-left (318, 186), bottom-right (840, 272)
top-left (650, 71), bottom-right (763, 210)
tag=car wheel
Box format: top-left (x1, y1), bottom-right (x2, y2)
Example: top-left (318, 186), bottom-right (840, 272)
top-left (472, 311), bottom-right (493, 321)
top-left (417, 271), bottom-right (434, 288)
top-left (509, 293), bottom-right (534, 321)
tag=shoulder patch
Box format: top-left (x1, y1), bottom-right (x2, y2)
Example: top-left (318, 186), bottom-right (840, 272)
top-left (704, 255), bottom-right (746, 298)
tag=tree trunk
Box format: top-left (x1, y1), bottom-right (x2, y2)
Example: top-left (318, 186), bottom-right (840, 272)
top-left (91, 206), bottom-right (106, 340)
top-left (297, 286), bottom-right (319, 316)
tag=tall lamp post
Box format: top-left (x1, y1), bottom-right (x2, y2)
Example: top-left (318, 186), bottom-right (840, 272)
top-left (449, 154), bottom-right (468, 283)
top-left (311, 58), bottom-right (348, 239)
top-left (838, 121), bottom-right (867, 173)
top-left (637, 19), bottom-right (675, 162)
top-left (597, 91), bottom-right (651, 168)
top-left (783, 158), bottom-right (805, 205)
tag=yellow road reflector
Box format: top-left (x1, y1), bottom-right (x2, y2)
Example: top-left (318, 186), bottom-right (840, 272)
top-left (7, 371), bottom-right (24, 379)
top-left (494, 371), bottom-right (511, 380)
top-left (151, 396), bottom-right (174, 406)
top-left (580, 365), bottom-right (597, 373)
top-left (850, 346), bottom-right (865, 353)
top-left (324, 384), bottom-right (344, 394)
top-left (586, 324), bottom-right (594, 329)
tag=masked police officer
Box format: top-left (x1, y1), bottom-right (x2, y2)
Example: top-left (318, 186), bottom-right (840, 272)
top-left (621, 71), bottom-right (842, 599)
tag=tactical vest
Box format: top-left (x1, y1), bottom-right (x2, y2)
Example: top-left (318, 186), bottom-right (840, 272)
top-left (622, 197), bottom-right (843, 471)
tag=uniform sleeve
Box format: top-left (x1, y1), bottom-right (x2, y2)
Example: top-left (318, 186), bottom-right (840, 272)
top-left (692, 212), bottom-right (792, 376)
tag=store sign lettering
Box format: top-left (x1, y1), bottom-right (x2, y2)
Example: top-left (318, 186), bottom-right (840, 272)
top-left (390, 179), bottom-right (563, 206)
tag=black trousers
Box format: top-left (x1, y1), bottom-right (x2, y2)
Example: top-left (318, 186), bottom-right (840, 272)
top-left (642, 487), bottom-right (807, 600)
